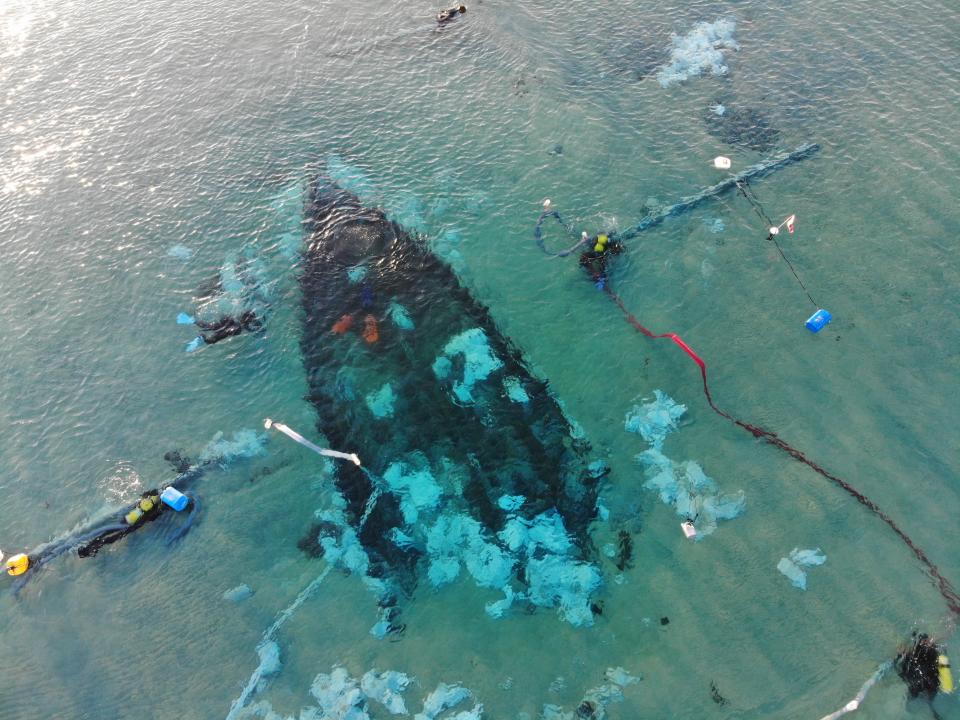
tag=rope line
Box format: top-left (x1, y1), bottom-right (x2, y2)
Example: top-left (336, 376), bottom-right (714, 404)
top-left (611, 143), bottom-right (821, 245)
top-left (736, 179), bottom-right (775, 226)
top-left (226, 473), bottom-right (383, 719)
top-left (604, 285), bottom-right (960, 616)
top-left (770, 233), bottom-right (819, 307)
top-left (737, 180), bottom-right (819, 308)
top-left (534, 209), bottom-right (590, 257)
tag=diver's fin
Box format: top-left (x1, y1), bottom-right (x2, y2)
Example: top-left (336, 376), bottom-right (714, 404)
top-left (176, 312), bottom-right (196, 325)
top-left (185, 336), bottom-right (205, 353)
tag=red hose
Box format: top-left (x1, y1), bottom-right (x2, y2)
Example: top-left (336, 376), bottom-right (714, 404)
top-left (604, 285), bottom-right (960, 616)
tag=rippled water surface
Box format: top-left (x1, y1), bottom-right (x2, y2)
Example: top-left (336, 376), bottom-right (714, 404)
top-left (1, 0), bottom-right (959, 718)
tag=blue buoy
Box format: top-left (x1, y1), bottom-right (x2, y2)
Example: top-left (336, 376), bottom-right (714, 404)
top-left (805, 308), bottom-right (832, 333)
top-left (161, 486), bottom-right (190, 512)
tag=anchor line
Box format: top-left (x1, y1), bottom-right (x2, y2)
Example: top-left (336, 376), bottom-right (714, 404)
top-left (737, 179), bottom-right (819, 308)
top-left (736, 179), bottom-right (775, 226)
top-left (603, 284), bottom-right (960, 616)
top-left (769, 232), bottom-right (819, 308)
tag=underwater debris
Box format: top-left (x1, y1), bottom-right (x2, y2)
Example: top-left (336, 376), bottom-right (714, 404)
top-left (348, 265), bottom-right (369, 283)
top-left (197, 429), bottom-right (267, 464)
top-left (777, 547), bottom-right (827, 590)
top-left (624, 391), bottom-right (686, 450)
top-left (365, 383), bottom-right (397, 419)
top-left (702, 217), bottom-right (725, 234)
top-left (164, 449), bottom-right (192, 474)
top-left (498, 494), bottom-right (526, 512)
top-left (311, 666), bottom-right (368, 719)
top-left (626, 391), bottom-right (744, 538)
top-left (432, 328), bottom-right (505, 405)
top-left (297, 521), bottom-right (337, 558)
top-left (502, 376), bottom-right (530, 404)
top-left (255, 642), bottom-right (281, 680)
top-left (417, 682), bottom-right (473, 719)
top-left (525, 553), bottom-right (603, 627)
top-left (383, 460), bottom-right (443, 525)
top-left (638, 449), bottom-right (746, 538)
top-left (361, 669), bottom-right (412, 715)
top-left (167, 244), bottom-right (192, 260)
top-left (386, 300), bottom-right (415, 330)
top-left (605, 667), bottom-right (641, 686)
top-left (703, 104), bottom-right (781, 152)
top-left (223, 584), bottom-right (254, 603)
top-left (655, 18), bottom-right (739, 87)
top-left (540, 668), bottom-right (641, 720)
top-left (238, 667), bottom-right (483, 720)
top-left (419, 502), bottom-right (602, 625)
top-left (615, 530), bottom-right (633, 571)
top-left (710, 680), bottom-right (727, 705)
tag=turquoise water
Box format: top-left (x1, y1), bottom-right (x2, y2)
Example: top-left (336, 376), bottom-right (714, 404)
top-left (1, 0), bottom-right (959, 717)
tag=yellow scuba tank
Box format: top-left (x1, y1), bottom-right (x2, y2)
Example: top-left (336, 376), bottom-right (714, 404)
top-left (939, 654), bottom-right (954, 694)
top-left (124, 496), bottom-right (157, 525)
top-left (5, 553), bottom-right (30, 576)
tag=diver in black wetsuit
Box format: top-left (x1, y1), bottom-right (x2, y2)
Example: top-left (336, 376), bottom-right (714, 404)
top-left (896, 632), bottom-right (951, 699)
top-left (185, 310), bottom-right (262, 352)
top-left (197, 310), bottom-right (262, 344)
top-left (5, 483), bottom-right (198, 584)
top-left (437, 4), bottom-right (466, 22)
top-left (5, 492), bottom-right (164, 576)
top-left (578, 233), bottom-right (623, 289)
top-left (76, 490), bottom-right (165, 557)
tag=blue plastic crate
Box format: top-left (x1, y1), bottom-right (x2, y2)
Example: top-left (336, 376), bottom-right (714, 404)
top-left (161, 486), bottom-right (189, 512)
top-left (805, 308), bottom-right (832, 333)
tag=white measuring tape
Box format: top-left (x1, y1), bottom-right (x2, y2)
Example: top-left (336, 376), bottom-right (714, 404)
top-left (263, 418), bottom-right (361, 466)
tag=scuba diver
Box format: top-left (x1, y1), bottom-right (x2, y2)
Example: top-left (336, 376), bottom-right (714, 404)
top-left (179, 309), bottom-right (263, 352)
top-left (330, 281), bottom-right (380, 344)
top-left (437, 4), bottom-right (466, 22)
top-left (77, 489), bottom-right (165, 558)
top-left (578, 233), bottom-right (623, 290)
top-left (533, 201), bottom-right (624, 287)
top-left (896, 632), bottom-right (954, 700)
top-left (819, 632), bottom-right (954, 718)
top-left (4, 467), bottom-right (199, 586)
top-left (177, 244), bottom-right (273, 352)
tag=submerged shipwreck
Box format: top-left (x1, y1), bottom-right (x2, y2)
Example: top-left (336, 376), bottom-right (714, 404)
top-left (296, 176), bottom-right (605, 629)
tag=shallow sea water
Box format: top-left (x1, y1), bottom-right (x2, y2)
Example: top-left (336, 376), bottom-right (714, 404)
top-left (1, 0), bottom-right (959, 718)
